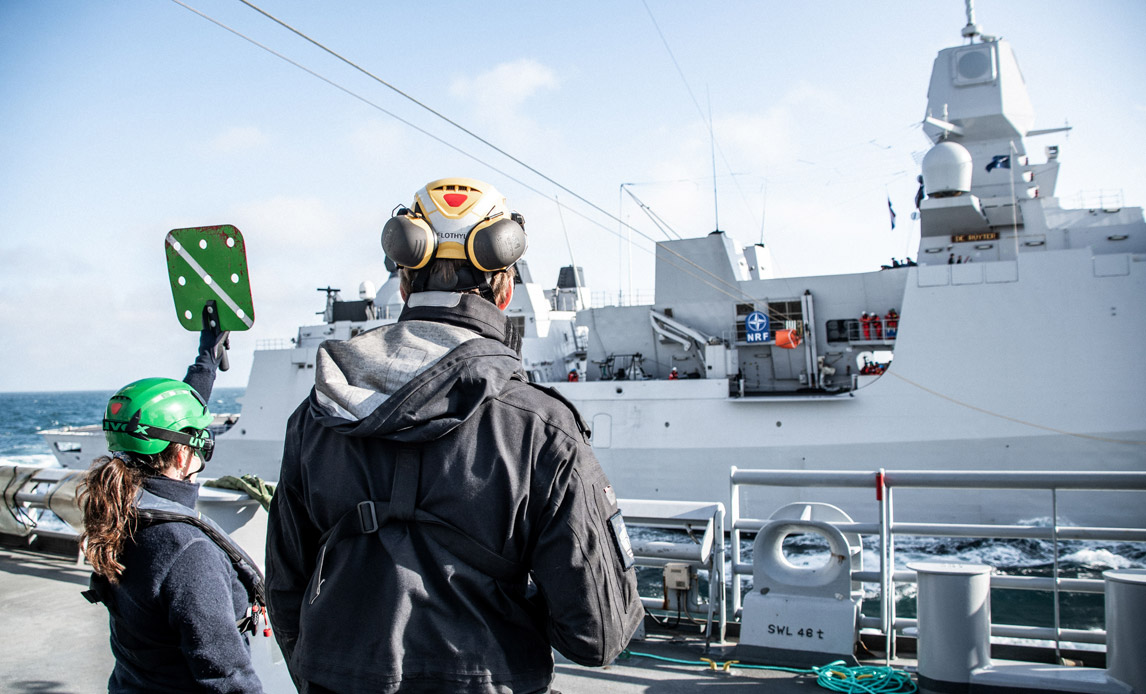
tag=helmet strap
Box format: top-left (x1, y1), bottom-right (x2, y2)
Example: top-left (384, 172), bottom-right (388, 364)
top-left (183, 451), bottom-right (206, 480)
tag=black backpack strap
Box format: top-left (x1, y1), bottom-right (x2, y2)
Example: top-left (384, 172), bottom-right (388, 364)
top-left (318, 447), bottom-right (524, 582)
top-left (81, 572), bottom-right (113, 606)
top-left (135, 508), bottom-right (266, 610)
top-left (389, 448), bottom-right (419, 522)
top-left (419, 515), bottom-right (522, 580)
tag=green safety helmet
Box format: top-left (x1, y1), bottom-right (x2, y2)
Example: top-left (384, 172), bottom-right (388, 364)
top-left (102, 378), bottom-right (215, 460)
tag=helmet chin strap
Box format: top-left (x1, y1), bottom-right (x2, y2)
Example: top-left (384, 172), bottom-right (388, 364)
top-left (182, 448), bottom-right (205, 480)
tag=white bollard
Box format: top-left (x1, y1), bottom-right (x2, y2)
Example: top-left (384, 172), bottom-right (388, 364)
top-left (908, 562), bottom-right (993, 693)
top-left (1104, 569), bottom-right (1146, 694)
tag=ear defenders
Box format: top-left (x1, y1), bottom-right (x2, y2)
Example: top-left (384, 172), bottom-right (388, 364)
top-left (381, 178), bottom-right (527, 273)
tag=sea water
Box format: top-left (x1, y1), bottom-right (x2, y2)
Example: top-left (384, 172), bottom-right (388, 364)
top-left (0, 388), bottom-right (245, 467)
top-left (3, 389), bottom-right (1140, 635)
top-left (631, 517), bottom-right (1145, 635)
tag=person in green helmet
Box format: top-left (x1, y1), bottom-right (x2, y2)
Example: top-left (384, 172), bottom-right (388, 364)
top-left (79, 327), bottom-right (264, 693)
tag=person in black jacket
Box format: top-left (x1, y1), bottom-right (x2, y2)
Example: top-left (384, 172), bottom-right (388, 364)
top-left (80, 326), bottom-right (264, 693)
top-left (265, 178), bottom-right (643, 693)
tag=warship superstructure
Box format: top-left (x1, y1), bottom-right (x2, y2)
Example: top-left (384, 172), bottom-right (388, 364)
top-left (547, 19), bottom-right (1145, 526)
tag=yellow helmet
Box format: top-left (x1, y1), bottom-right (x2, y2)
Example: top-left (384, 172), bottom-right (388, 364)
top-left (381, 177), bottom-right (527, 273)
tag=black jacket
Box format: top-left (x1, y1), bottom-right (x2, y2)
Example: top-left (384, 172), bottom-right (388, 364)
top-left (100, 476), bottom-right (263, 693)
top-left (266, 292), bottom-right (642, 693)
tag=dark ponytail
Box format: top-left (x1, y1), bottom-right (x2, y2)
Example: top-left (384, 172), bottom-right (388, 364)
top-left (79, 447), bottom-right (178, 582)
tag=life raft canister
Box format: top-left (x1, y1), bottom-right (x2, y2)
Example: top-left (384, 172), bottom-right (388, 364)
top-left (775, 329), bottom-right (802, 349)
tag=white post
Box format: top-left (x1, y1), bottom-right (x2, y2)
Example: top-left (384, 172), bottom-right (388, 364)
top-left (730, 466), bottom-right (742, 616)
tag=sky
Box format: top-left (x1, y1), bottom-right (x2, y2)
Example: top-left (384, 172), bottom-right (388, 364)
top-left (2, 1), bottom-right (1144, 392)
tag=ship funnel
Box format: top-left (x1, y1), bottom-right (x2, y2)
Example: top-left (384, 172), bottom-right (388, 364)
top-left (922, 142), bottom-right (973, 197)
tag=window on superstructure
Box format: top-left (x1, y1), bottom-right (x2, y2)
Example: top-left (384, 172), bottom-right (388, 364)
top-left (770, 300), bottom-right (803, 324)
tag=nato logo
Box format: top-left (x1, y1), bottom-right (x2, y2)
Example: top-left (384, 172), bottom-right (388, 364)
top-left (745, 311), bottom-right (770, 343)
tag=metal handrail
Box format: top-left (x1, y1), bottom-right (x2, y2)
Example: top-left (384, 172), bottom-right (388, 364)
top-left (729, 468), bottom-right (1146, 661)
top-left (619, 498), bottom-right (727, 643)
top-left (1, 470), bottom-right (731, 646)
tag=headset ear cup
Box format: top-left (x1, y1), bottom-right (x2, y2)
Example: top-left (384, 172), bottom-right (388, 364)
top-left (467, 217), bottom-right (527, 272)
top-left (382, 215), bottom-right (436, 269)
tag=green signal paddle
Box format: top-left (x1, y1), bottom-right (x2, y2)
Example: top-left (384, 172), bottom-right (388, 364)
top-left (165, 225), bottom-right (255, 333)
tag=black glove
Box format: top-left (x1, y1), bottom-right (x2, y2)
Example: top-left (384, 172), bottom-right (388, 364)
top-left (199, 302), bottom-right (231, 371)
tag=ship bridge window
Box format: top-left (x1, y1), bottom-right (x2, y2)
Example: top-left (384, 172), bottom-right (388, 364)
top-left (509, 316), bottom-right (526, 336)
top-left (769, 300), bottom-right (803, 323)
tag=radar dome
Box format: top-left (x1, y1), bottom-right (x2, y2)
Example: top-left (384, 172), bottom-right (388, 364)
top-left (922, 141), bottom-right (973, 197)
top-left (359, 281), bottom-right (377, 300)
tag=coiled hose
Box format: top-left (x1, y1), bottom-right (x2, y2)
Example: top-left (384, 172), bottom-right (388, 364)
top-left (619, 651), bottom-right (916, 693)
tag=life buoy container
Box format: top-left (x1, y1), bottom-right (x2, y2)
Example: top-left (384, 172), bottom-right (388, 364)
top-left (775, 329), bottom-right (801, 349)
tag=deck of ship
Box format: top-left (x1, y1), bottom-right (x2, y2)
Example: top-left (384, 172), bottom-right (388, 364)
top-left (0, 544), bottom-right (889, 693)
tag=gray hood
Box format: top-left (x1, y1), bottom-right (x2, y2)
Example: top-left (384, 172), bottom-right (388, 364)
top-left (307, 292), bottom-right (523, 444)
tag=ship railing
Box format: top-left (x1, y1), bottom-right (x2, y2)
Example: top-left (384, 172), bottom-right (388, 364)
top-left (619, 498), bottom-right (727, 643)
top-left (843, 317), bottom-right (898, 343)
top-left (590, 289), bottom-right (654, 308)
top-left (1, 466), bottom-right (731, 643)
top-left (256, 338), bottom-right (294, 351)
top-left (1073, 189), bottom-right (1125, 211)
top-left (728, 468), bottom-right (1146, 660)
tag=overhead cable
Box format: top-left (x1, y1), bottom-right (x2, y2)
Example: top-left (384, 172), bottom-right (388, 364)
top-left (169, 0), bottom-right (783, 313)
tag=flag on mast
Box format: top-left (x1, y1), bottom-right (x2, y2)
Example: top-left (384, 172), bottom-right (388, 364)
top-left (887, 197), bottom-right (897, 230)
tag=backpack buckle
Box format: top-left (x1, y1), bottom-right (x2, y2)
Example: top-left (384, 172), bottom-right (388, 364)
top-left (357, 501), bottom-right (379, 534)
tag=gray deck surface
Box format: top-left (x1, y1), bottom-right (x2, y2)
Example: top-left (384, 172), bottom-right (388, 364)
top-left (1, 546), bottom-right (864, 693)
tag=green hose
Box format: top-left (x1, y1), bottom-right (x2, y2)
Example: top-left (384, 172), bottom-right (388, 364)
top-left (620, 651), bottom-right (916, 693)
top-left (812, 661), bottom-right (916, 693)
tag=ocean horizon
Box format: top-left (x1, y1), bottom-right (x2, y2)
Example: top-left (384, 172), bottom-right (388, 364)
top-left (0, 388), bottom-right (246, 462)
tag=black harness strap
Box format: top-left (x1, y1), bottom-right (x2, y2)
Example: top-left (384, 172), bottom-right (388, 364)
top-left (134, 508), bottom-right (266, 609)
top-left (317, 447), bottom-right (523, 582)
top-left (389, 448), bottom-right (419, 522)
top-left (82, 500), bottom-right (267, 635)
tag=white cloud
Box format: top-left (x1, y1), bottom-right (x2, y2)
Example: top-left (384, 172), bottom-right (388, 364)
top-left (209, 126), bottom-right (269, 154)
top-left (450, 59), bottom-right (559, 118)
top-left (448, 59), bottom-right (560, 150)
top-left (232, 196), bottom-right (341, 249)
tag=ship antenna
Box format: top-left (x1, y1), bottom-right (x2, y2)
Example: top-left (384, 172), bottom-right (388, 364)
top-left (708, 88), bottom-right (720, 233)
top-left (962, 0), bottom-right (981, 42)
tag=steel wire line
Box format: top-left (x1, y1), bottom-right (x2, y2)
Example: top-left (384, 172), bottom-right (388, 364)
top-left (888, 370), bottom-right (1146, 445)
top-left (229, 0), bottom-right (777, 309)
top-left (170, 0), bottom-right (781, 313)
top-left (640, 0), bottom-right (763, 239)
